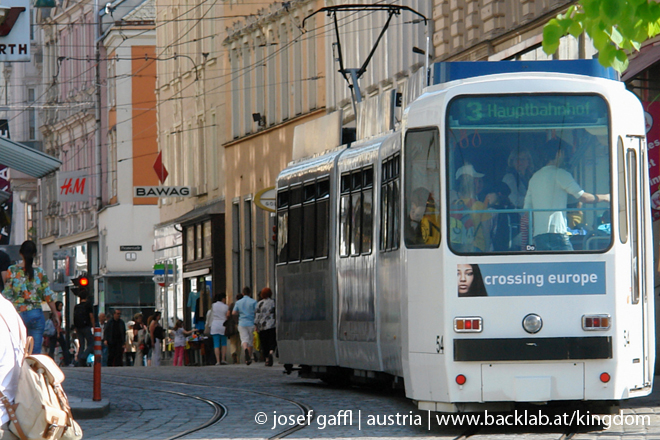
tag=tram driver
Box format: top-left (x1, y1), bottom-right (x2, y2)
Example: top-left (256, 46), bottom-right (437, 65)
top-left (523, 138), bottom-right (610, 251)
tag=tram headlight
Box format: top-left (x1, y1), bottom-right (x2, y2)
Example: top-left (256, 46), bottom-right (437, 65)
top-left (522, 313), bottom-right (543, 334)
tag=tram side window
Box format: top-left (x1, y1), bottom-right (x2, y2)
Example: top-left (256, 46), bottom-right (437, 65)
top-left (404, 130), bottom-right (441, 248)
top-left (340, 167), bottom-right (374, 258)
top-left (288, 185), bottom-right (303, 262)
top-left (339, 173), bottom-right (351, 257)
top-left (351, 171), bottom-right (363, 256)
top-left (276, 189), bottom-right (289, 264)
top-left (381, 154), bottom-right (401, 251)
top-left (277, 177), bottom-right (331, 264)
top-left (316, 179), bottom-right (330, 258)
top-left (362, 167), bottom-right (374, 254)
top-left (302, 183), bottom-right (316, 260)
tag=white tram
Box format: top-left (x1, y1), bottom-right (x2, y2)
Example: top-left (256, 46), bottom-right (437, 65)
top-left (275, 60), bottom-right (654, 412)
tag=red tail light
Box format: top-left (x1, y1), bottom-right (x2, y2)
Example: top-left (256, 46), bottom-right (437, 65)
top-left (582, 314), bottom-right (611, 331)
top-left (454, 317), bottom-right (483, 333)
top-left (600, 372), bottom-right (611, 383)
top-left (456, 374), bottom-right (467, 385)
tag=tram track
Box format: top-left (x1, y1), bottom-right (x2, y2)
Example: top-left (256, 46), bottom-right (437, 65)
top-left (68, 370), bottom-right (315, 439)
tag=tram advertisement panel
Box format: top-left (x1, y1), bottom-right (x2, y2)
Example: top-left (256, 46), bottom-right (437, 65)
top-left (457, 262), bottom-right (605, 297)
top-left (643, 101), bottom-right (660, 221)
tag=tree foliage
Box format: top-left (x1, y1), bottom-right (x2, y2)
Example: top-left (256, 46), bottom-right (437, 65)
top-left (543, 0), bottom-right (660, 72)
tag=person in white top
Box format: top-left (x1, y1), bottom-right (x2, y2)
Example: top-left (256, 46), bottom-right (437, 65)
top-left (524, 138), bottom-right (610, 251)
top-left (0, 294), bottom-right (25, 439)
top-left (210, 293), bottom-right (229, 365)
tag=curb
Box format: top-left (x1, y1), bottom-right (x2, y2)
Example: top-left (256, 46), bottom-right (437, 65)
top-left (69, 396), bottom-right (111, 419)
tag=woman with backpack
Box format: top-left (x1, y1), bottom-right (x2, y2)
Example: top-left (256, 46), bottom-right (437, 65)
top-left (2, 240), bottom-right (59, 354)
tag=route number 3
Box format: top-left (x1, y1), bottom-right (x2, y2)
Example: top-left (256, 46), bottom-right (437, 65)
top-left (436, 335), bottom-right (444, 354)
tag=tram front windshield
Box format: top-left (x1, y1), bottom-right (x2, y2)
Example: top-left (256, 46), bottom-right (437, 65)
top-left (445, 94), bottom-right (611, 254)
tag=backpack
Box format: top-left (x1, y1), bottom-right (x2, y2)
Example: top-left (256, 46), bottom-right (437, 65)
top-left (72, 303), bottom-right (89, 329)
top-left (0, 317), bottom-right (83, 440)
top-left (223, 315), bottom-right (238, 338)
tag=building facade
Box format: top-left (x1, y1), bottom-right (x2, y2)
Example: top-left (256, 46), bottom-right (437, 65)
top-left (98, 0), bottom-right (159, 320)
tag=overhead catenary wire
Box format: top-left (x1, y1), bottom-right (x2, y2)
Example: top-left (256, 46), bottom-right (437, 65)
top-left (15, 0), bottom-right (412, 177)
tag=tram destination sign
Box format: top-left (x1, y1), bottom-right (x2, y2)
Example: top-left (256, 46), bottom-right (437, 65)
top-left (134, 186), bottom-right (193, 197)
top-left (449, 95), bottom-right (608, 127)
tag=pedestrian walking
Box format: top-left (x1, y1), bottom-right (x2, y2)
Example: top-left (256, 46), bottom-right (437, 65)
top-left (149, 311), bottom-right (164, 366)
top-left (172, 319), bottom-right (194, 366)
top-left (124, 320), bottom-right (136, 366)
top-left (227, 292), bottom-right (242, 363)
top-left (210, 293), bottom-right (229, 365)
top-left (132, 313), bottom-right (148, 367)
top-left (104, 308), bottom-right (126, 366)
top-left (0, 294), bottom-right (25, 439)
top-left (2, 240), bottom-right (59, 354)
top-left (73, 290), bottom-right (95, 366)
top-left (255, 287), bottom-right (276, 367)
top-left (232, 286), bottom-right (257, 365)
top-left (47, 300), bottom-right (70, 366)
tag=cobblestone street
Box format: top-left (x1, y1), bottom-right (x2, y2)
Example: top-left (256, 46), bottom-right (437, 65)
top-left (61, 364), bottom-right (660, 440)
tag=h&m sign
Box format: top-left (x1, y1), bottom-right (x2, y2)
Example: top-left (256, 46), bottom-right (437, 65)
top-left (58, 170), bottom-right (89, 202)
top-left (134, 186), bottom-right (193, 198)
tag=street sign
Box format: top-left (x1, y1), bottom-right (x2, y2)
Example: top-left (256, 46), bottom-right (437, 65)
top-left (120, 245), bottom-right (142, 251)
top-left (153, 263), bottom-right (174, 287)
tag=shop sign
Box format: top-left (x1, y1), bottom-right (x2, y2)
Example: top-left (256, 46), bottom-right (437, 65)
top-left (58, 170), bottom-right (89, 202)
top-left (0, 0), bottom-right (30, 62)
top-left (644, 101), bottom-right (660, 221)
top-left (255, 186), bottom-right (276, 212)
top-left (134, 186), bottom-right (192, 197)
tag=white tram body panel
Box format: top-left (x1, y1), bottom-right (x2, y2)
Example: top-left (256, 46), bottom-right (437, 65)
top-left (276, 60), bottom-right (654, 411)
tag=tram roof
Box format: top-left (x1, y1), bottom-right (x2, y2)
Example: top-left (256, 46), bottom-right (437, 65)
top-left (432, 60), bottom-right (619, 85)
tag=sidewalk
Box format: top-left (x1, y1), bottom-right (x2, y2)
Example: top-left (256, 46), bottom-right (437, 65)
top-left (68, 395), bottom-right (110, 419)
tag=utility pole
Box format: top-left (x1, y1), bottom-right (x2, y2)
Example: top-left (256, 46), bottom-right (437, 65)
top-left (94, 0), bottom-right (102, 211)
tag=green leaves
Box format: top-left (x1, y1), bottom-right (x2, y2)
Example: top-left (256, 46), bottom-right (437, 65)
top-left (542, 0), bottom-right (660, 72)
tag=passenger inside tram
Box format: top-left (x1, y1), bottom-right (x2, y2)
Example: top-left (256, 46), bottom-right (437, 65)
top-left (405, 187), bottom-right (440, 246)
top-left (523, 138), bottom-right (611, 251)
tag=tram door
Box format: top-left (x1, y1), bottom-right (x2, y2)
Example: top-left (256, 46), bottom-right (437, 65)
top-left (619, 135), bottom-right (652, 388)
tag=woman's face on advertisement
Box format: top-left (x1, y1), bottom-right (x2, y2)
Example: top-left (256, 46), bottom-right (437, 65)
top-left (457, 264), bottom-right (474, 295)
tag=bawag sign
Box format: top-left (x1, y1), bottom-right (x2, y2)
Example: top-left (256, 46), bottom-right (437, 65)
top-left (134, 186), bottom-right (193, 197)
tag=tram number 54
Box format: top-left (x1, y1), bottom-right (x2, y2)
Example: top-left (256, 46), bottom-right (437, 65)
top-left (436, 336), bottom-right (444, 354)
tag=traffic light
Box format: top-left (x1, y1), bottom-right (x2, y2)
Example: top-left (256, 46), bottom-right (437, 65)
top-left (71, 274), bottom-right (90, 296)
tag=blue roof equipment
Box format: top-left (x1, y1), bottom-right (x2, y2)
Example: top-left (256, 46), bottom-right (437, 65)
top-left (432, 60), bottom-right (619, 85)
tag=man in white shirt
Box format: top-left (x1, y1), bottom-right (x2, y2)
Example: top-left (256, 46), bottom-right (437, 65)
top-left (524, 138), bottom-right (610, 251)
top-left (0, 295), bottom-right (24, 439)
